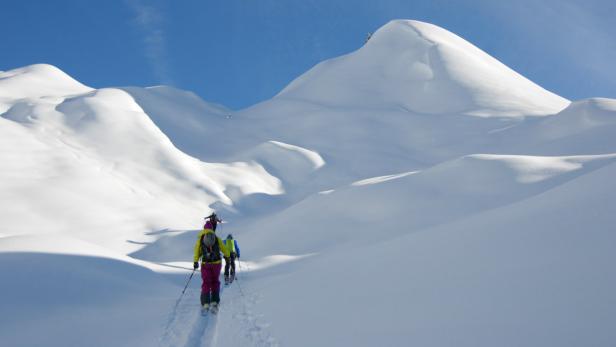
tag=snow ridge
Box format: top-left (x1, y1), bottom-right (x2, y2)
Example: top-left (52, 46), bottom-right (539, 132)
top-left (278, 20), bottom-right (569, 117)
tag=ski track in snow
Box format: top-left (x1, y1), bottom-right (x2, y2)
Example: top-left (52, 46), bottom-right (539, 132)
top-left (158, 284), bottom-right (203, 347)
top-left (159, 264), bottom-right (278, 347)
top-left (158, 280), bottom-right (221, 347)
top-left (227, 270), bottom-right (280, 347)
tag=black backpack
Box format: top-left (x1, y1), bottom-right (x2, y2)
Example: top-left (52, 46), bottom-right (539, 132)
top-left (201, 232), bottom-right (221, 263)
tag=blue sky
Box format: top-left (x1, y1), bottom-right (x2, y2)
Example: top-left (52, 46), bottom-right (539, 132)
top-left (2, 0), bottom-right (615, 109)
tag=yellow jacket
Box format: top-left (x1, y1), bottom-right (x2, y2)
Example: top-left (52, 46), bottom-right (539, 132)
top-left (193, 228), bottom-right (230, 264)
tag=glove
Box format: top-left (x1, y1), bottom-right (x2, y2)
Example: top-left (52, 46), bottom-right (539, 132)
top-left (193, 262), bottom-right (199, 270)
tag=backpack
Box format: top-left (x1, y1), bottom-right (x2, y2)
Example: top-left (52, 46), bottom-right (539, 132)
top-left (201, 232), bottom-right (221, 263)
top-left (225, 239), bottom-right (237, 257)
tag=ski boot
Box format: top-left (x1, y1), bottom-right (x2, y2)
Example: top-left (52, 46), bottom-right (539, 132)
top-left (201, 303), bottom-right (209, 316)
top-left (210, 302), bottom-right (219, 314)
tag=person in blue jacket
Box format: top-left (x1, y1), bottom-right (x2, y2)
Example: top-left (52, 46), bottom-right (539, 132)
top-left (223, 234), bottom-right (240, 284)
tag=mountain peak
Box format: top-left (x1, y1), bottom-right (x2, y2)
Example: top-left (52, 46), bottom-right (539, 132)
top-left (0, 63), bottom-right (92, 99)
top-left (277, 20), bottom-right (569, 117)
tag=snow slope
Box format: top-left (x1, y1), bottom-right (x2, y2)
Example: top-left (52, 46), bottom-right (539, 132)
top-left (2, 19), bottom-right (616, 347)
top-left (0, 235), bottom-right (178, 347)
top-left (0, 66), bottom-right (282, 252)
top-left (277, 20), bottom-right (569, 117)
top-left (511, 97), bottom-right (616, 155)
top-left (0, 64), bottom-right (92, 100)
top-left (246, 160), bottom-right (616, 347)
top-left (224, 20), bottom-right (573, 189)
top-left (0, 64), bottom-right (286, 346)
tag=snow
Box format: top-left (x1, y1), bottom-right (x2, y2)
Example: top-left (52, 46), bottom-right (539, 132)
top-left (351, 171), bottom-right (417, 186)
top-left (277, 20), bottom-right (569, 117)
top-left (0, 64), bottom-right (92, 99)
top-left (267, 141), bottom-right (325, 170)
top-left (1, 19), bottom-right (616, 347)
top-left (0, 77), bottom-right (282, 252)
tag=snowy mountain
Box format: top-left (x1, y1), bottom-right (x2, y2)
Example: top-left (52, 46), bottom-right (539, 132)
top-left (1, 20), bottom-right (616, 347)
top-left (276, 20), bottom-right (568, 117)
top-left (0, 64), bottom-right (281, 250)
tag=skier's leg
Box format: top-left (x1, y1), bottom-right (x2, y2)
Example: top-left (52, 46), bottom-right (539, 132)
top-left (225, 257), bottom-right (231, 284)
top-left (208, 263), bottom-right (221, 304)
top-left (200, 265), bottom-right (210, 305)
top-left (224, 257), bottom-right (230, 278)
top-left (211, 263), bottom-right (223, 303)
top-left (230, 254), bottom-right (236, 277)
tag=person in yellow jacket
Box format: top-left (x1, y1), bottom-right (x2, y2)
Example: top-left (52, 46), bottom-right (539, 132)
top-left (223, 234), bottom-right (240, 284)
top-left (193, 220), bottom-right (230, 311)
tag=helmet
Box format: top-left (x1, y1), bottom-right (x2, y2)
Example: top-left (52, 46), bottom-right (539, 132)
top-left (226, 234), bottom-right (233, 239)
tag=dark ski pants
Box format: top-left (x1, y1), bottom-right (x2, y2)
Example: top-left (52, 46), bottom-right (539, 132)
top-left (224, 254), bottom-right (236, 277)
top-left (200, 262), bottom-right (222, 304)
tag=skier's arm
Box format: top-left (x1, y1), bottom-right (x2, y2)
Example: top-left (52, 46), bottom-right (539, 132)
top-left (193, 232), bottom-right (203, 263)
top-left (235, 240), bottom-right (240, 258)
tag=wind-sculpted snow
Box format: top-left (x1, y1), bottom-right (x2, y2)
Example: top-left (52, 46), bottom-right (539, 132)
top-left (0, 64), bottom-right (92, 99)
top-left (527, 98), bottom-right (616, 154)
top-left (0, 236), bottom-right (177, 347)
top-left (2, 19), bottom-right (616, 347)
top-left (277, 20), bottom-right (569, 117)
top-left (121, 85), bottom-right (236, 161)
top-left (241, 153), bottom-right (616, 257)
top-left (233, 140), bottom-right (325, 185)
top-left (0, 74), bottom-right (282, 253)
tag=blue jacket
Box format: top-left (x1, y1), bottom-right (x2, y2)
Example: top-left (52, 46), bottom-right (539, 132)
top-left (223, 239), bottom-right (240, 258)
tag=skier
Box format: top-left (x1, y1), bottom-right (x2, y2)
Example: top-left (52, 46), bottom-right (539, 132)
top-left (193, 219), bottom-right (229, 314)
top-left (223, 234), bottom-right (240, 285)
top-left (204, 212), bottom-right (221, 231)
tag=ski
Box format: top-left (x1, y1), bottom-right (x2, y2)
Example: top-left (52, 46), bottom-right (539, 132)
top-left (209, 303), bottom-right (219, 315)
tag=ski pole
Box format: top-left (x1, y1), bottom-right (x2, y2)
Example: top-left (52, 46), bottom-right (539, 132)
top-left (167, 268), bottom-right (196, 321)
top-left (181, 269), bottom-right (196, 295)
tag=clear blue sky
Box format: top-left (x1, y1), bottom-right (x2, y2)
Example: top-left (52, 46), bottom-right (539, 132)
top-left (2, 0), bottom-right (615, 109)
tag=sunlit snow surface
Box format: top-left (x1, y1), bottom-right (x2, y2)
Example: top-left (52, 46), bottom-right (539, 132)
top-left (2, 20), bottom-right (616, 347)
